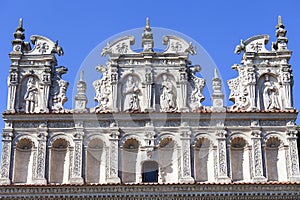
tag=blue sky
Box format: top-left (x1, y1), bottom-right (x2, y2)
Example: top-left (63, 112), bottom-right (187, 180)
top-left (0, 0), bottom-right (300, 132)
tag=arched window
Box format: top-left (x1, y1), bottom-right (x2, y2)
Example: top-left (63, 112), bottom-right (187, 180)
top-left (265, 137), bottom-right (285, 181)
top-left (122, 138), bottom-right (139, 183)
top-left (50, 138), bottom-right (70, 184)
top-left (230, 137), bottom-right (250, 182)
top-left (142, 161), bottom-right (158, 182)
top-left (194, 138), bottom-right (212, 182)
top-left (13, 138), bottom-right (34, 184)
top-left (86, 138), bottom-right (105, 183)
top-left (158, 137), bottom-right (177, 183)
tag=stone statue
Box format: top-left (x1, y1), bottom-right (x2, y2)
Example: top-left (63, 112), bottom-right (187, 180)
top-left (94, 74), bottom-right (111, 112)
top-left (263, 75), bottom-right (280, 110)
top-left (122, 75), bottom-right (140, 112)
top-left (24, 77), bottom-right (38, 113)
top-left (51, 66), bottom-right (69, 111)
top-left (190, 75), bottom-right (205, 111)
top-left (160, 75), bottom-right (176, 112)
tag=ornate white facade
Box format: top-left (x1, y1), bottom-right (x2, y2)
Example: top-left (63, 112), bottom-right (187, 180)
top-left (0, 17), bottom-right (300, 199)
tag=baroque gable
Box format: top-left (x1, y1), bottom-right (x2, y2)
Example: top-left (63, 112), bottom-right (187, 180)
top-left (0, 17), bottom-right (300, 197)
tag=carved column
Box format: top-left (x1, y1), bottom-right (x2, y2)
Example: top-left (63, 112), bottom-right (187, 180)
top-left (247, 66), bottom-right (257, 110)
top-left (107, 125), bottom-right (121, 183)
top-left (251, 130), bottom-right (266, 182)
top-left (34, 124), bottom-right (48, 184)
top-left (7, 69), bottom-right (18, 112)
top-left (216, 130), bottom-right (230, 182)
top-left (0, 127), bottom-right (13, 184)
top-left (110, 64), bottom-right (119, 112)
top-left (179, 125), bottom-right (194, 183)
top-left (41, 67), bottom-right (51, 112)
top-left (179, 69), bottom-right (188, 112)
top-left (286, 130), bottom-right (300, 181)
top-left (282, 68), bottom-right (292, 109)
top-left (144, 67), bottom-right (153, 112)
top-left (70, 123), bottom-right (84, 184)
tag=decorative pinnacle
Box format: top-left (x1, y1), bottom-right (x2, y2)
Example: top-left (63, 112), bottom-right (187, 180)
top-left (142, 17), bottom-right (154, 52)
top-left (214, 68), bottom-right (220, 79)
top-left (146, 17), bottom-right (150, 29)
top-left (17, 18), bottom-right (24, 32)
top-left (80, 70), bottom-right (84, 81)
top-left (276, 15), bottom-right (285, 29)
top-left (13, 18), bottom-right (25, 41)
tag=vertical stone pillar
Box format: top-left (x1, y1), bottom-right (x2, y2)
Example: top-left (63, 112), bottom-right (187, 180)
top-left (251, 129), bottom-right (266, 182)
top-left (110, 64), bottom-right (119, 112)
top-left (70, 122), bottom-right (84, 184)
top-left (0, 127), bottom-right (13, 184)
top-left (7, 69), bottom-right (18, 112)
top-left (286, 129), bottom-right (300, 181)
top-left (107, 124), bottom-right (121, 183)
top-left (144, 67), bottom-right (153, 112)
top-left (179, 68), bottom-right (189, 112)
top-left (216, 130), bottom-right (230, 182)
top-left (282, 69), bottom-right (292, 109)
top-left (35, 123), bottom-right (48, 184)
top-left (179, 124), bottom-right (194, 183)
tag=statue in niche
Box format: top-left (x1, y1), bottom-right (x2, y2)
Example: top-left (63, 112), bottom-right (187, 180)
top-left (94, 74), bottom-right (111, 112)
top-left (263, 75), bottom-right (280, 110)
top-left (24, 77), bottom-right (38, 113)
top-left (122, 75), bottom-right (140, 112)
top-left (160, 74), bottom-right (176, 112)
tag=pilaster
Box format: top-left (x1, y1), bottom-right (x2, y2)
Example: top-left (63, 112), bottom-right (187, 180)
top-left (34, 123), bottom-right (48, 184)
top-left (0, 126), bottom-right (13, 184)
top-left (216, 130), bottom-right (230, 183)
top-left (286, 127), bottom-right (300, 181)
top-left (69, 122), bottom-right (84, 184)
top-left (107, 124), bottom-right (121, 183)
top-left (250, 125), bottom-right (267, 182)
top-left (179, 124), bottom-right (194, 183)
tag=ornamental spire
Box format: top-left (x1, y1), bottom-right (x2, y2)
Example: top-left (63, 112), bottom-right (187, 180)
top-left (142, 17), bottom-right (154, 52)
top-left (273, 15), bottom-right (288, 51)
top-left (211, 68), bottom-right (225, 112)
top-left (75, 70), bottom-right (88, 112)
top-left (14, 18), bottom-right (25, 40)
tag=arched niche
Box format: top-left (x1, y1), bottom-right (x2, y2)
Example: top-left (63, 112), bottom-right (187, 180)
top-left (49, 138), bottom-right (70, 184)
top-left (155, 73), bottom-right (177, 112)
top-left (120, 74), bottom-right (141, 112)
top-left (265, 136), bottom-right (286, 181)
top-left (257, 73), bottom-right (281, 111)
top-left (193, 137), bottom-right (213, 182)
top-left (86, 138), bottom-right (106, 183)
top-left (121, 138), bottom-right (140, 183)
top-left (158, 137), bottom-right (178, 183)
top-left (18, 75), bottom-right (40, 113)
top-left (230, 136), bottom-right (251, 182)
top-left (13, 138), bottom-right (35, 184)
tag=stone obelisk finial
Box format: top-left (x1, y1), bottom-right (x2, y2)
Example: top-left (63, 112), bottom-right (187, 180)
top-left (142, 17), bottom-right (154, 53)
top-left (75, 70), bottom-right (88, 112)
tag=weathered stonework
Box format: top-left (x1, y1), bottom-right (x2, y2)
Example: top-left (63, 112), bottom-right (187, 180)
top-left (0, 17), bottom-right (300, 199)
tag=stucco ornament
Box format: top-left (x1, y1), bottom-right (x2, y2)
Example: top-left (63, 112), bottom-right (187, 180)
top-left (93, 65), bottom-right (111, 112)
